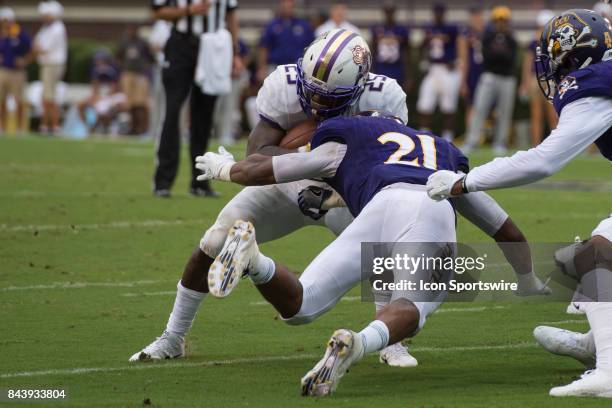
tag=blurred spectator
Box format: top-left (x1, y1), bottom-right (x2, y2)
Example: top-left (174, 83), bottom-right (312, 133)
top-left (214, 39), bottom-right (249, 146)
top-left (116, 25), bottom-right (155, 136)
top-left (148, 19), bottom-right (171, 139)
top-left (519, 9), bottom-right (557, 146)
top-left (257, 0), bottom-right (314, 82)
top-left (370, 2), bottom-right (410, 90)
top-left (0, 7), bottom-right (31, 134)
top-left (77, 50), bottom-right (127, 135)
top-left (33, 1), bottom-right (67, 134)
top-left (458, 6), bottom-right (485, 125)
top-left (311, 9), bottom-right (328, 33)
top-left (315, 2), bottom-right (360, 37)
top-left (463, 6), bottom-right (518, 154)
top-left (417, 3), bottom-right (460, 141)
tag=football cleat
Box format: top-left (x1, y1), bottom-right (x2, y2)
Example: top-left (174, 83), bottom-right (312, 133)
top-left (129, 331), bottom-right (185, 362)
top-left (514, 276), bottom-right (552, 297)
top-left (379, 342), bottom-right (418, 368)
top-left (301, 329), bottom-right (364, 397)
top-left (533, 326), bottom-right (595, 368)
top-left (208, 220), bottom-right (258, 298)
top-left (550, 369), bottom-right (612, 398)
top-left (566, 302), bottom-right (586, 315)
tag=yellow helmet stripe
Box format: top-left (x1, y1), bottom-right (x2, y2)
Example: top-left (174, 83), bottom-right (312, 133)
top-left (313, 30), bottom-right (355, 81)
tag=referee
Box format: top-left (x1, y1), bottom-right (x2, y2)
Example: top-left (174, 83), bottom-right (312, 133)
top-left (151, 0), bottom-right (240, 198)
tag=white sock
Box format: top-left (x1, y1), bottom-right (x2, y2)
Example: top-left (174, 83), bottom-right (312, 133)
top-left (581, 330), bottom-right (596, 354)
top-left (249, 253), bottom-right (276, 285)
top-left (586, 302), bottom-right (612, 375)
top-left (165, 281), bottom-right (207, 338)
top-left (359, 320), bottom-right (390, 355)
top-left (516, 270), bottom-right (544, 290)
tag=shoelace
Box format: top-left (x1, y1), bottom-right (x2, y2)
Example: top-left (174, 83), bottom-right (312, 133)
top-left (385, 343), bottom-right (409, 358)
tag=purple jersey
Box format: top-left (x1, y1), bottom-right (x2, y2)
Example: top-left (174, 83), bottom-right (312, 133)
top-left (461, 26), bottom-right (484, 101)
top-left (371, 24), bottom-right (410, 85)
top-left (310, 116), bottom-right (467, 216)
top-left (424, 23), bottom-right (459, 63)
top-left (553, 60), bottom-right (612, 160)
top-left (260, 17), bottom-right (314, 66)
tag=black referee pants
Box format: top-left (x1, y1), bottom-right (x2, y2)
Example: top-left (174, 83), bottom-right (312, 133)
top-left (154, 32), bottom-right (217, 191)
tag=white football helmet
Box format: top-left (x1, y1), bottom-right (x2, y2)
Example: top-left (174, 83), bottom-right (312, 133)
top-left (297, 29), bottom-right (371, 118)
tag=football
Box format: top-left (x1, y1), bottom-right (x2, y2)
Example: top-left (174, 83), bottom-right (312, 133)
top-left (279, 118), bottom-right (318, 149)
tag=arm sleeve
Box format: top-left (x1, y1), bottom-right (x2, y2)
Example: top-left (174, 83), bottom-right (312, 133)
top-left (465, 97), bottom-right (612, 192)
top-left (272, 142), bottom-right (347, 183)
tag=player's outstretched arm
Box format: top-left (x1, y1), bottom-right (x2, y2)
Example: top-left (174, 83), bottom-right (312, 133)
top-left (229, 154), bottom-right (276, 186)
top-left (427, 97), bottom-right (612, 200)
top-left (195, 148), bottom-right (277, 186)
top-left (196, 143), bottom-right (346, 186)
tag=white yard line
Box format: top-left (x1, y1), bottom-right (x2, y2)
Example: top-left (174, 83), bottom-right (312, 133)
top-left (538, 319), bottom-right (588, 326)
top-left (121, 291), bottom-right (177, 297)
top-left (0, 280), bottom-right (163, 292)
top-left (0, 342), bottom-right (537, 379)
top-left (0, 219), bottom-right (203, 233)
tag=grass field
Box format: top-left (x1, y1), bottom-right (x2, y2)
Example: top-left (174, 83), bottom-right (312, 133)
top-left (1, 135), bottom-right (611, 407)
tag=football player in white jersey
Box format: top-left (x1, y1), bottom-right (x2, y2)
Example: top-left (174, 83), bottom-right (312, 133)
top-left (426, 9), bottom-right (612, 398)
top-left (129, 29), bottom-right (548, 367)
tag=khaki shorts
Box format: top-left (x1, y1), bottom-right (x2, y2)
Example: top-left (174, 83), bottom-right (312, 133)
top-left (120, 72), bottom-right (149, 108)
top-left (41, 64), bottom-right (65, 101)
top-left (0, 68), bottom-right (26, 103)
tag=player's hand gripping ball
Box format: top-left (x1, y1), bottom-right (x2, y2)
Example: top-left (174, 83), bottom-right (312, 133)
top-left (279, 118), bottom-right (318, 150)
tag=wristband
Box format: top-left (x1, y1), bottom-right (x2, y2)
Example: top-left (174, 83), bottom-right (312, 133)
top-left (218, 162), bottom-right (234, 182)
top-left (461, 176), bottom-right (469, 194)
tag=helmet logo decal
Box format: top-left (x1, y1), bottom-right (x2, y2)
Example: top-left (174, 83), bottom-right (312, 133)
top-left (558, 76), bottom-right (578, 100)
top-left (554, 23), bottom-right (598, 55)
top-left (352, 45), bottom-right (367, 65)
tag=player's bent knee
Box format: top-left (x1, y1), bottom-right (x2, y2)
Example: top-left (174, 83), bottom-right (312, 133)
top-left (199, 206), bottom-right (247, 258)
top-left (199, 225), bottom-right (230, 258)
top-left (282, 281), bottom-right (339, 326)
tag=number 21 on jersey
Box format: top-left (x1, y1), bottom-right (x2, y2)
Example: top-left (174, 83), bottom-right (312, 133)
top-left (377, 132), bottom-right (438, 170)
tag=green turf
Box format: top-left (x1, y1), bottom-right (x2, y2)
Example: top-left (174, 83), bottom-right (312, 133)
top-left (0, 135), bottom-right (610, 407)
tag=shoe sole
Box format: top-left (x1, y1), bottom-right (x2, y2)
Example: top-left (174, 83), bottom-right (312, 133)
top-left (208, 220), bottom-right (254, 298)
top-left (379, 354), bottom-right (418, 368)
top-left (301, 329), bottom-right (353, 397)
top-left (129, 351), bottom-right (184, 362)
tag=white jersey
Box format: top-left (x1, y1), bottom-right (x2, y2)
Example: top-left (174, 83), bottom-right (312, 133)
top-left (256, 64), bottom-right (408, 131)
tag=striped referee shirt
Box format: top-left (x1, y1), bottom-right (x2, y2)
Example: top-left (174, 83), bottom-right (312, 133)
top-left (151, 0), bottom-right (238, 36)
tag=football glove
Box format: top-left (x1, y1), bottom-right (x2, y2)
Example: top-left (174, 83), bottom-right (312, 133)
top-left (195, 146), bottom-right (235, 182)
top-left (426, 170), bottom-right (465, 201)
top-left (298, 186), bottom-right (333, 220)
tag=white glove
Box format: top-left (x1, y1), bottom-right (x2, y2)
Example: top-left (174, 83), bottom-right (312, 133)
top-left (195, 146), bottom-right (236, 182)
top-left (426, 170), bottom-right (465, 201)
